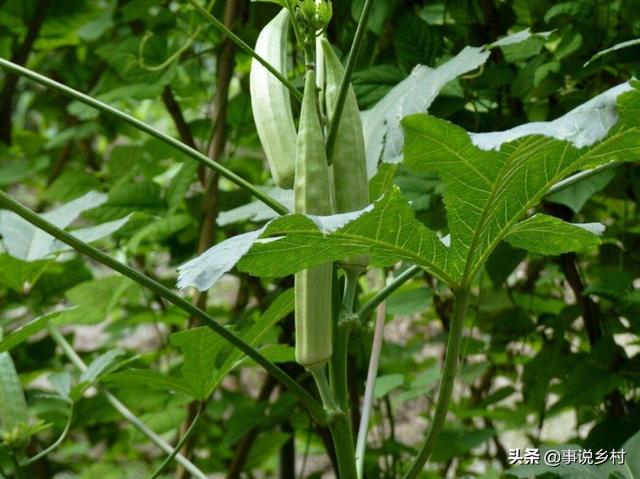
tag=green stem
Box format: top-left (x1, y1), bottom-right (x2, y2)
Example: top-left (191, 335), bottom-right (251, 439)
top-left (10, 456), bottom-right (22, 479)
top-left (20, 405), bottom-right (73, 466)
top-left (149, 402), bottom-right (204, 479)
top-left (186, 0), bottom-right (303, 102)
top-left (0, 190), bottom-right (326, 425)
top-left (309, 364), bottom-right (336, 410)
top-left (48, 326), bottom-right (208, 479)
top-left (328, 412), bottom-right (358, 479)
top-left (331, 269), bottom-right (360, 408)
top-left (0, 58), bottom-right (288, 216)
top-left (325, 0), bottom-right (374, 161)
top-left (356, 266), bottom-right (421, 321)
top-left (324, 269), bottom-right (360, 478)
top-left (402, 287), bottom-right (471, 479)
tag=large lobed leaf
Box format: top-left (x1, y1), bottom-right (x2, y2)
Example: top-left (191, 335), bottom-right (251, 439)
top-left (362, 29), bottom-right (552, 178)
top-left (178, 188), bottom-right (454, 291)
top-left (178, 84), bottom-right (640, 293)
top-left (403, 82), bottom-right (640, 282)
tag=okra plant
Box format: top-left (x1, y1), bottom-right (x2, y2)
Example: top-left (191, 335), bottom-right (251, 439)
top-left (1, 1), bottom-right (640, 478)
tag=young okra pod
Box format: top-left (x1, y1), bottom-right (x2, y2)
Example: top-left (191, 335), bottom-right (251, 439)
top-left (322, 38), bottom-right (369, 271)
top-left (294, 71), bottom-right (333, 367)
top-left (250, 9), bottom-right (297, 188)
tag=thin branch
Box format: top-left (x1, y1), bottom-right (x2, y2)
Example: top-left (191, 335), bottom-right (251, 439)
top-left (357, 266), bottom-right (421, 321)
top-left (47, 326), bottom-right (208, 479)
top-left (162, 86), bottom-right (198, 150)
top-left (0, 0), bottom-right (51, 144)
top-left (150, 402), bottom-right (204, 479)
top-left (0, 58), bottom-right (288, 215)
top-left (0, 189), bottom-right (327, 425)
top-left (355, 290), bottom-right (386, 478)
top-left (20, 405), bottom-right (73, 467)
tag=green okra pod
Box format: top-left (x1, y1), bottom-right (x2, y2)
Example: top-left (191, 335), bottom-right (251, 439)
top-left (322, 38), bottom-right (369, 271)
top-left (250, 9), bottom-right (297, 188)
top-left (294, 71), bottom-right (333, 367)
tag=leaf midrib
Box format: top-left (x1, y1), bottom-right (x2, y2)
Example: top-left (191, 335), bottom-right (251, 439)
top-left (261, 229), bottom-right (456, 287)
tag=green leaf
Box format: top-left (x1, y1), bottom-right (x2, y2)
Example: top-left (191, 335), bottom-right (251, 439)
top-left (363, 46), bottom-right (490, 176)
top-left (386, 287), bottom-right (432, 315)
top-left (0, 254), bottom-right (52, 291)
top-left (48, 371), bottom-right (73, 401)
top-left (546, 167), bottom-right (617, 212)
top-left (116, 289), bottom-right (295, 401)
top-left (374, 373), bottom-right (404, 399)
top-left (403, 83), bottom-right (640, 282)
top-left (127, 214), bottom-right (191, 253)
top-left (217, 188), bottom-right (293, 227)
top-left (0, 310), bottom-right (67, 352)
top-left (166, 161), bottom-right (198, 210)
top-left (85, 181), bottom-right (165, 223)
top-left (194, 288), bottom-right (295, 396)
top-left (57, 276), bottom-right (139, 325)
top-left (0, 191), bottom-right (106, 261)
top-left (169, 327), bottom-right (226, 401)
top-left (585, 38), bottom-right (640, 66)
top-left (352, 65), bottom-right (405, 109)
top-left (102, 369), bottom-right (195, 397)
top-left (0, 190), bottom-right (130, 262)
top-left (237, 188), bottom-right (452, 284)
top-left (179, 189), bottom-right (453, 290)
top-left (0, 333), bottom-right (28, 431)
top-left (72, 348), bottom-right (126, 400)
top-left (44, 168), bottom-right (102, 203)
top-left (394, 12), bottom-right (442, 71)
top-left (504, 214), bottom-right (603, 255)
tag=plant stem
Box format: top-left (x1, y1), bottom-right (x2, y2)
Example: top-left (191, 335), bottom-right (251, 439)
top-left (47, 326), bottom-right (208, 479)
top-left (0, 189), bottom-right (326, 425)
top-left (309, 364), bottom-right (336, 410)
top-left (186, 0), bottom-right (303, 102)
top-left (355, 289), bottom-right (386, 478)
top-left (20, 406), bottom-right (73, 466)
top-left (323, 269), bottom-right (361, 478)
top-left (402, 287), bottom-right (471, 479)
top-left (0, 58), bottom-right (288, 215)
top-left (10, 455), bottom-right (22, 479)
top-left (357, 266), bottom-right (421, 321)
top-left (328, 412), bottom-right (358, 479)
top-left (331, 269), bottom-right (360, 408)
top-left (150, 402), bottom-right (204, 479)
top-left (325, 0), bottom-right (373, 161)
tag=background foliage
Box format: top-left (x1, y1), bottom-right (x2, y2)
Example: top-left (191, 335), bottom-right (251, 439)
top-left (0, 0), bottom-right (639, 478)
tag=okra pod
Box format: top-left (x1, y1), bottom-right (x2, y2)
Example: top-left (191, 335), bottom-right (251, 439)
top-left (250, 9), bottom-right (297, 188)
top-left (294, 71), bottom-right (333, 367)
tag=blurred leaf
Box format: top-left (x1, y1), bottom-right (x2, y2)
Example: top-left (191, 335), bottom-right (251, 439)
top-left (0, 333), bottom-right (28, 431)
top-left (0, 310), bottom-right (67, 352)
top-left (505, 214), bottom-right (603, 255)
top-left (374, 373), bottom-right (404, 399)
top-left (386, 287), bottom-right (432, 315)
top-left (546, 167), bottom-right (617, 212)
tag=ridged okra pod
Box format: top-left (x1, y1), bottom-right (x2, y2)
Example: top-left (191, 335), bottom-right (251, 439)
top-left (250, 9), bottom-right (296, 188)
top-left (294, 71), bottom-right (333, 367)
top-left (322, 38), bottom-right (369, 271)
